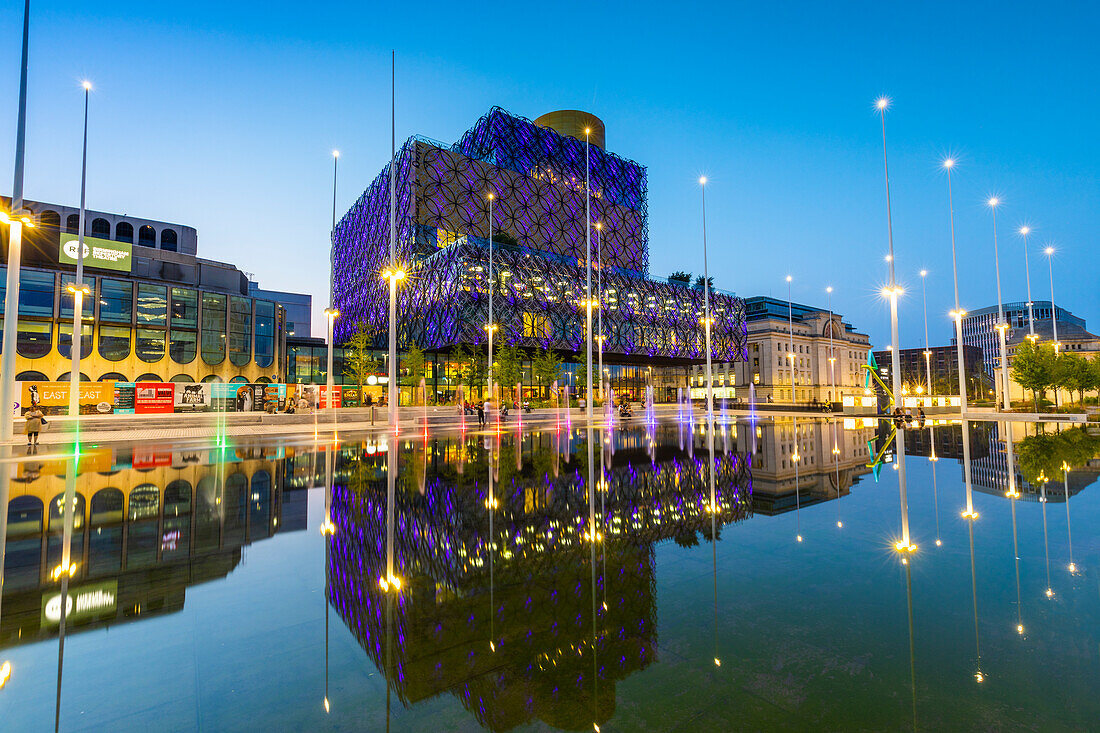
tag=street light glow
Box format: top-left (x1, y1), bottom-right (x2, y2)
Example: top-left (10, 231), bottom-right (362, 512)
top-left (920, 269), bottom-right (927, 277)
top-left (875, 96), bottom-right (890, 111)
top-left (82, 80), bottom-right (92, 91)
top-left (943, 158), bottom-right (955, 169)
top-left (1019, 225), bottom-right (1030, 235)
top-left (785, 275), bottom-right (792, 282)
top-left (699, 176), bottom-right (707, 185)
top-left (1045, 246), bottom-right (1054, 255)
top-left (332, 149), bottom-right (339, 158)
top-left (988, 196), bottom-right (999, 207)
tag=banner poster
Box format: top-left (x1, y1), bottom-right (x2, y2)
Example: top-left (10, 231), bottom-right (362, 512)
top-left (173, 383), bottom-right (211, 412)
top-left (319, 385), bottom-right (341, 409)
top-left (211, 383), bottom-right (237, 411)
top-left (19, 381), bottom-right (116, 416)
top-left (261, 384), bottom-right (286, 413)
top-left (341, 386), bottom-right (360, 407)
top-left (233, 384), bottom-right (264, 412)
top-left (114, 382), bottom-right (136, 414)
top-left (133, 445), bottom-right (173, 470)
top-left (135, 382), bottom-right (175, 414)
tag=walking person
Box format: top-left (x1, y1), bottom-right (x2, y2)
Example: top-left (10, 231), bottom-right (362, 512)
top-left (477, 401), bottom-right (485, 428)
top-left (24, 405), bottom-right (45, 447)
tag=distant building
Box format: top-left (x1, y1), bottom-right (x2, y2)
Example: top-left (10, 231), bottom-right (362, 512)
top-left (249, 282), bottom-right (312, 338)
top-left (958, 300), bottom-right (1099, 373)
top-left (871, 345), bottom-right (990, 399)
top-left (690, 295), bottom-right (871, 404)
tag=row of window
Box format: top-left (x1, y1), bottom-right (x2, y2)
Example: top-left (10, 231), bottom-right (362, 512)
top-left (3, 318), bottom-right (275, 368)
top-left (14, 370), bottom-right (274, 384)
top-left (35, 210), bottom-right (178, 250)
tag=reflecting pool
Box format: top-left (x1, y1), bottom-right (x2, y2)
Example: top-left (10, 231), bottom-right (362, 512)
top-left (2, 417), bottom-right (1098, 730)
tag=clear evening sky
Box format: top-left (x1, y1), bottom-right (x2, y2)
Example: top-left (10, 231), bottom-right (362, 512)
top-left (1, 1), bottom-right (1095, 346)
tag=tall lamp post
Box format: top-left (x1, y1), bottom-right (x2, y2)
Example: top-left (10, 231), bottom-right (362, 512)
top-left (876, 96), bottom-right (903, 414)
top-left (786, 276), bottom-right (795, 404)
top-left (329, 150), bottom-right (339, 310)
top-left (920, 270), bottom-right (932, 398)
top-left (66, 81), bottom-right (93, 422)
top-left (987, 197), bottom-right (1011, 410)
top-left (386, 50), bottom-right (399, 429)
top-left (584, 127), bottom-right (593, 422)
top-left (486, 192), bottom-right (496, 400)
top-left (0, 0), bottom-right (32, 442)
top-left (324, 308), bottom-right (339, 412)
top-left (1019, 226), bottom-right (1037, 342)
top-left (1045, 246), bottom-right (1060, 407)
top-left (826, 286), bottom-right (836, 404)
top-left (596, 221), bottom-right (603, 401)
top-left (700, 177), bottom-right (714, 427)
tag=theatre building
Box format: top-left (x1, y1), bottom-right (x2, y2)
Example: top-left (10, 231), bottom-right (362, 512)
top-left (1, 197), bottom-right (295, 384)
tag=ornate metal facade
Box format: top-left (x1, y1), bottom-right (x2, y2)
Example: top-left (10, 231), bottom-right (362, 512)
top-left (332, 107), bottom-right (747, 363)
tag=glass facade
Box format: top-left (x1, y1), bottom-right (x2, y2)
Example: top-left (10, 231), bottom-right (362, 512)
top-left (58, 322), bottom-right (94, 359)
top-left (228, 297), bottom-right (252, 367)
top-left (100, 280), bottom-right (133, 323)
top-left (255, 300), bottom-right (275, 369)
top-left (201, 293), bottom-right (227, 365)
top-left (137, 284), bottom-right (168, 326)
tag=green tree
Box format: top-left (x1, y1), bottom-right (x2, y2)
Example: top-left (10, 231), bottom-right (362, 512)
top-left (495, 343), bottom-right (521, 395)
top-left (668, 271), bottom-right (692, 285)
top-left (402, 345), bottom-right (427, 404)
top-left (341, 321), bottom-right (381, 403)
top-left (1011, 340), bottom-right (1056, 411)
top-left (693, 275), bottom-right (715, 291)
top-left (532, 349), bottom-right (564, 399)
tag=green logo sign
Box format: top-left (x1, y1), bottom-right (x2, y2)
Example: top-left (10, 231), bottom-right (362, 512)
top-left (59, 232), bottom-right (132, 273)
top-left (41, 579), bottom-right (118, 627)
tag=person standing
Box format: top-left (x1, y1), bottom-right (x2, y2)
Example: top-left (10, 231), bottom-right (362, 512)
top-left (23, 405), bottom-right (45, 447)
top-left (477, 401), bottom-right (485, 428)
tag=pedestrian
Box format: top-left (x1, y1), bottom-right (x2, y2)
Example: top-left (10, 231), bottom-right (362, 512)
top-left (24, 405), bottom-right (45, 447)
top-left (477, 401), bottom-right (485, 428)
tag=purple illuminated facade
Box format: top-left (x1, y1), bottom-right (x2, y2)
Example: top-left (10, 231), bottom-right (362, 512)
top-left (332, 107), bottom-right (747, 363)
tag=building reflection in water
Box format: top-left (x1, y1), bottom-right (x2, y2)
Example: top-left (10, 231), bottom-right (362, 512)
top-left (1, 443), bottom-right (307, 648)
top-left (325, 425), bottom-right (751, 731)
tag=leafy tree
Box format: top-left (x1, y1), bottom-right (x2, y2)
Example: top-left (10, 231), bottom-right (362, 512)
top-left (693, 275), bottom-right (715, 292)
top-left (668, 271), bottom-right (692, 285)
top-left (1011, 340), bottom-right (1056, 411)
top-left (341, 321), bottom-right (381, 403)
top-left (1055, 352), bottom-right (1092, 404)
top-left (402, 345), bottom-right (427, 404)
top-left (532, 349), bottom-right (564, 399)
top-left (495, 343), bottom-right (521, 395)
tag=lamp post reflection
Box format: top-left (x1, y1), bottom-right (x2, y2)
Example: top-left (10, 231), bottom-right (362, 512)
top-left (1062, 462), bottom-right (1076, 575)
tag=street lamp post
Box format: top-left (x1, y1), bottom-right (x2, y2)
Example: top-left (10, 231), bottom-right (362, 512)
top-left (1019, 226), bottom-right (1036, 341)
top-left (388, 50), bottom-right (397, 429)
top-left (67, 81), bottom-right (93, 422)
top-left (700, 177), bottom-right (714, 428)
top-left (584, 127), bottom-right (593, 422)
top-left (826, 286), bottom-right (836, 404)
top-left (1045, 246), bottom-right (1060, 407)
top-left (324, 308), bottom-right (339, 412)
top-left (330, 149), bottom-right (339, 309)
top-left (876, 96), bottom-right (903, 413)
top-left (920, 270), bottom-right (932, 398)
top-left (0, 0), bottom-right (32, 442)
top-left (987, 198), bottom-right (1011, 410)
top-left (596, 221), bottom-right (603, 400)
top-left (487, 192), bottom-right (495, 400)
top-left (786, 276), bottom-right (795, 404)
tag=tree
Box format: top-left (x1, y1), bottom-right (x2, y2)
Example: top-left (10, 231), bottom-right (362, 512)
top-left (532, 349), bottom-right (564, 399)
top-left (668, 271), bottom-right (692, 285)
top-left (1055, 352), bottom-right (1092, 404)
top-left (1011, 340), bottom-right (1056, 411)
top-left (402, 345), bottom-right (427, 404)
top-left (341, 321), bottom-right (381, 403)
top-left (495, 343), bottom-right (521, 395)
top-left (693, 275), bottom-right (715, 292)
top-left (450, 343), bottom-right (472, 395)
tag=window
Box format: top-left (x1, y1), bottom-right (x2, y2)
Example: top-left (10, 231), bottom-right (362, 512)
top-left (170, 288), bottom-right (198, 328)
top-left (161, 229), bottom-right (178, 252)
top-left (58, 322), bottom-right (93, 359)
top-left (136, 328), bottom-right (166, 362)
top-left (135, 373), bottom-right (161, 382)
top-left (56, 371), bottom-right (90, 381)
top-left (201, 292), bottom-right (226, 365)
top-left (170, 329), bottom-right (197, 364)
top-left (66, 214), bottom-right (80, 234)
top-left (138, 225), bottom-right (156, 247)
top-left (254, 300), bottom-right (274, 368)
top-left (99, 372), bottom-right (126, 381)
top-left (17, 320), bottom-right (51, 358)
top-left (228, 296), bottom-right (252, 366)
top-left (170, 374), bottom-right (194, 383)
top-left (15, 370), bottom-right (48, 381)
top-left (19, 270), bottom-right (54, 317)
top-left (59, 275), bottom-right (96, 319)
top-left (98, 325), bottom-right (131, 361)
top-left (201, 374), bottom-right (223, 383)
top-left (100, 279), bottom-right (133, 322)
top-left (128, 484), bottom-right (159, 521)
top-left (137, 284), bottom-right (167, 325)
top-left (91, 218), bottom-right (110, 237)
top-left (115, 221), bottom-right (134, 243)
top-left (39, 210), bottom-right (60, 230)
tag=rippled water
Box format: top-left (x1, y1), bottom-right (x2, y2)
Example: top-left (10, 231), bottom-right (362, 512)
top-left (2, 418), bottom-right (1097, 731)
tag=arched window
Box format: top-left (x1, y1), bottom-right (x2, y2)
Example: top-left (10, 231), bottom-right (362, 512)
top-left (39, 210), bottom-right (60, 230)
top-left (254, 300), bottom-right (275, 368)
top-left (90, 488), bottom-right (124, 525)
top-left (58, 323), bottom-right (93, 360)
top-left (201, 374), bottom-right (223, 383)
top-left (138, 225), bottom-right (156, 247)
top-left (56, 371), bottom-right (90, 382)
top-left (224, 473), bottom-right (248, 543)
top-left (135, 373), bottom-right (162, 382)
top-left (99, 372), bottom-right (127, 381)
top-left (7, 495), bottom-right (44, 535)
top-left (128, 483), bottom-right (159, 521)
top-left (17, 320), bottom-right (51, 358)
top-left (115, 221), bottom-right (134, 243)
top-left (161, 229), bottom-right (178, 252)
top-left (136, 328), bottom-right (166, 363)
top-left (91, 218), bottom-right (110, 237)
top-left (201, 293), bottom-right (226, 365)
top-left (66, 214), bottom-right (80, 234)
top-left (48, 491), bottom-right (85, 530)
top-left (170, 330), bottom-right (197, 364)
top-left (165, 480), bottom-right (192, 516)
top-left (229, 375), bottom-right (248, 384)
top-left (98, 325), bottom-right (131, 361)
top-left (228, 297), bottom-right (252, 366)
top-left (255, 376), bottom-right (272, 383)
top-left (170, 374), bottom-right (194, 382)
top-left (15, 370), bottom-right (48, 381)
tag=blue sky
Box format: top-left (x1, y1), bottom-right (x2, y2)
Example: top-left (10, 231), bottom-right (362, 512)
top-left (1, 1), bottom-right (1096, 345)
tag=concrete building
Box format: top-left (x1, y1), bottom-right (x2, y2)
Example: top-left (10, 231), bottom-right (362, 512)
top-left (871, 345), bottom-right (991, 399)
top-left (249, 282), bottom-right (312, 338)
top-left (958, 300), bottom-right (1099, 373)
top-left (689, 296), bottom-right (871, 404)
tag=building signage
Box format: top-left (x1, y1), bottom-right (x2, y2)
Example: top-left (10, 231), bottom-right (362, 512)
top-left (135, 382), bottom-right (175, 414)
top-left (41, 580), bottom-right (118, 626)
top-left (58, 232), bottom-right (132, 273)
top-left (19, 381), bottom-right (115, 416)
